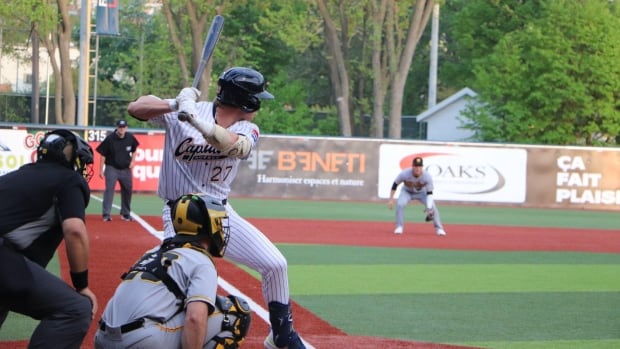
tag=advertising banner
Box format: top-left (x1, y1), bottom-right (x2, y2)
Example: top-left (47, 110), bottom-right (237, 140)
top-left (0, 129), bottom-right (44, 175)
top-left (526, 146), bottom-right (620, 210)
top-left (1, 127), bottom-right (618, 211)
top-left (234, 136), bottom-right (379, 200)
top-left (88, 133), bottom-right (164, 192)
top-left (96, 0), bottom-right (120, 36)
top-left (377, 144), bottom-right (527, 203)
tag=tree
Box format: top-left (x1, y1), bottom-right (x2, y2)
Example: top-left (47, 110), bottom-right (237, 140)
top-left (440, 0), bottom-right (544, 89)
top-left (55, 0), bottom-right (76, 124)
top-left (461, 0), bottom-right (620, 145)
top-left (265, 1), bottom-right (434, 138)
top-left (383, 0), bottom-right (434, 139)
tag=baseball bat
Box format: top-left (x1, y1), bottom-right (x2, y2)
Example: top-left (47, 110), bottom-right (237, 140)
top-left (192, 15), bottom-right (224, 89)
top-left (179, 15), bottom-right (224, 122)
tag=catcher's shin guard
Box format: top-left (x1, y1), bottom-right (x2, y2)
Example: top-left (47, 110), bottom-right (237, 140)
top-left (267, 302), bottom-right (305, 348)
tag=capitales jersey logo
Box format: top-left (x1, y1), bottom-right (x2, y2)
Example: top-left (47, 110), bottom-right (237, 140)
top-left (174, 138), bottom-right (226, 162)
top-left (401, 153), bottom-right (506, 194)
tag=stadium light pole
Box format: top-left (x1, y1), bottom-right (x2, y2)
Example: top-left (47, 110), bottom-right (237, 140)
top-left (428, 3), bottom-right (439, 109)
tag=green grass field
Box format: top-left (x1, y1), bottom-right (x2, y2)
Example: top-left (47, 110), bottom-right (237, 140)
top-left (3, 194), bottom-right (619, 348)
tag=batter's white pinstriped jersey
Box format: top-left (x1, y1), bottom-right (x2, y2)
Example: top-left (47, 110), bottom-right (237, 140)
top-left (151, 102), bottom-right (291, 304)
top-left (150, 101), bottom-right (259, 203)
top-left (394, 168), bottom-right (434, 193)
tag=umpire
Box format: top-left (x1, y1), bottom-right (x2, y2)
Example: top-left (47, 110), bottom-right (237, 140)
top-left (0, 130), bottom-right (98, 348)
top-left (96, 119), bottom-right (139, 222)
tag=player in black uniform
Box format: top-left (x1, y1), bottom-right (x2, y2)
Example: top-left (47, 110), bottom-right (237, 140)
top-left (0, 129), bottom-right (98, 349)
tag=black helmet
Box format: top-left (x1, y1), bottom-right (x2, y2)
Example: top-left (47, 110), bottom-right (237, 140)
top-left (170, 194), bottom-right (230, 257)
top-left (37, 129), bottom-right (94, 181)
top-left (216, 67), bottom-right (274, 113)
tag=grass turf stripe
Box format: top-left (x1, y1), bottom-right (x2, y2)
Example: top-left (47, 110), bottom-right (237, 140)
top-left (295, 292), bottom-right (620, 344)
top-left (465, 339), bottom-right (620, 349)
top-left (279, 244), bottom-right (620, 265)
top-left (285, 265), bottom-right (620, 294)
top-left (89, 194), bottom-right (620, 230)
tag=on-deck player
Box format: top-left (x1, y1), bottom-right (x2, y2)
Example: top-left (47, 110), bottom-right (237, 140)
top-left (127, 67), bottom-right (306, 349)
top-left (387, 156), bottom-right (447, 236)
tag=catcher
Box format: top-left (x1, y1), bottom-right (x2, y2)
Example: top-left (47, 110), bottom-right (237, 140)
top-left (95, 194), bottom-right (251, 349)
top-left (387, 156), bottom-right (447, 236)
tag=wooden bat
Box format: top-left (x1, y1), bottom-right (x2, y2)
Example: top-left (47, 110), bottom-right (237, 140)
top-left (179, 15), bottom-right (224, 122)
top-left (193, 15), bottom-right (225, 89)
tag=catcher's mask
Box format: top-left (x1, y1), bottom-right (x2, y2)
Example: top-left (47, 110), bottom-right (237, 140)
top-left (37, 129), bottom-right (94, 182)
top-left (216, 67), bottom-right (274, 113)
top-left (170, 194), bottom-right (230, 257)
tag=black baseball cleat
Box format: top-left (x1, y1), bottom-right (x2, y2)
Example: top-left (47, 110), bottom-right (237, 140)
top-left (103, 216), bottom-right (112, 222)
top-left (121, 215), bottom-right (133, 222)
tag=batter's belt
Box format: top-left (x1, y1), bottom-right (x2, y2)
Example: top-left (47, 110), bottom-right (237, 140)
top-left (166, 198), bottom-right (227, 206)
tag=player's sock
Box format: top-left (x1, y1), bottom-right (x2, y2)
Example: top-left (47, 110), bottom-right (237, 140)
top-left (268, 301), bottom-right (295, 348)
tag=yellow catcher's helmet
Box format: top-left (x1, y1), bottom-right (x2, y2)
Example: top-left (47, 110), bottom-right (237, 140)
top-left (170, 194), bottom-right (229, 257)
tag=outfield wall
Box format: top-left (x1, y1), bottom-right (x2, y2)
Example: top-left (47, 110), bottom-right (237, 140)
top-left (1, 125), bottom-right (618, 211)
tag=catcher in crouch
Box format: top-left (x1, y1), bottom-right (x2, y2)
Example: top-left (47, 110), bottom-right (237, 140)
top-left (95, 194), bottom-right (251, 349)
top-left (387, 156), bottom-right (447, 236)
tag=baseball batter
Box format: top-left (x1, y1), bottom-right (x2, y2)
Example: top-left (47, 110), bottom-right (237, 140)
top-left (387, 156), bottom-right (447, 236)
top-left (95, 194), bottom-right (250, 349)
top-left (127, 67), bottom-right (305, 349)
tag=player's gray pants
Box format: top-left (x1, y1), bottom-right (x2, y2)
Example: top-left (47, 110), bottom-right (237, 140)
top-left (102, 166), bottom-right (133, 218)
top-left (94, 305), bottom-right (231, 349)
top-left (162, 203), bottom-right (290, 304)
top-left (396, 190), bottom-right (444, 231)
top-left (95, 316), bottom-right (184, 349)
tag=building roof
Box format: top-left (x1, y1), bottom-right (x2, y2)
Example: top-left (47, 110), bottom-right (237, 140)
top-left (416, 87), bottom-right (477, 122)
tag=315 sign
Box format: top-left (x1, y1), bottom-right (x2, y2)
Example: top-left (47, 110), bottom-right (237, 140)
top-left (86, 129), bottom-right (109, 142)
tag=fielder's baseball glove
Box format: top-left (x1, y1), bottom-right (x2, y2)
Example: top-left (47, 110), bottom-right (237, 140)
top-left (425, 209), bottom-right (434, 222)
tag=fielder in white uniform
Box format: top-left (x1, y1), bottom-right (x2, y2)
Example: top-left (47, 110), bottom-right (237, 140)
top-left (95, 194), bottom-right (251, 349)
top-left (127, 67), bottom-right (305, 349)
top-left (387, 156), bottom-right (447, 236)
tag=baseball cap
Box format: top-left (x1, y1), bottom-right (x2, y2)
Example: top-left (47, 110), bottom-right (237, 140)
top-left (412, 157), bottom-right (423, 167)
top-left (116, 120), bottom-right (127, 127)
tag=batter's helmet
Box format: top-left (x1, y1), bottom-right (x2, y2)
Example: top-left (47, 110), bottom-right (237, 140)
top-left (216, 67), bottom-right (274, 113)
top-left (170, 194), bottom-right (230, 257)
top-left (37, 129), bottom-right (94, 181)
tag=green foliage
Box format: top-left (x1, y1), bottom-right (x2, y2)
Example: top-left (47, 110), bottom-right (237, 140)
top-left (458, 0), bottom-right (620, 145)
top-left (96, 1), bottom-right (185, 99)
top-left (441, 0), bottom-right (544, 87)
top-left (0, 94), bottom-right (30, 123)
top-left (258, 70), bottom-right (339, 135)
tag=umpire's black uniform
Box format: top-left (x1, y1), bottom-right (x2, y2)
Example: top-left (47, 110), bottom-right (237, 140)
top-left (0, 161), bottom-right (92, 348)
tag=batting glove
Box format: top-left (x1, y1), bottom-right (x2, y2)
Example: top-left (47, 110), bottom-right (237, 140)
top-left (178, 99), bottom-right (198, 118)
top-left (176, 87), bottom-right (201, 104)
